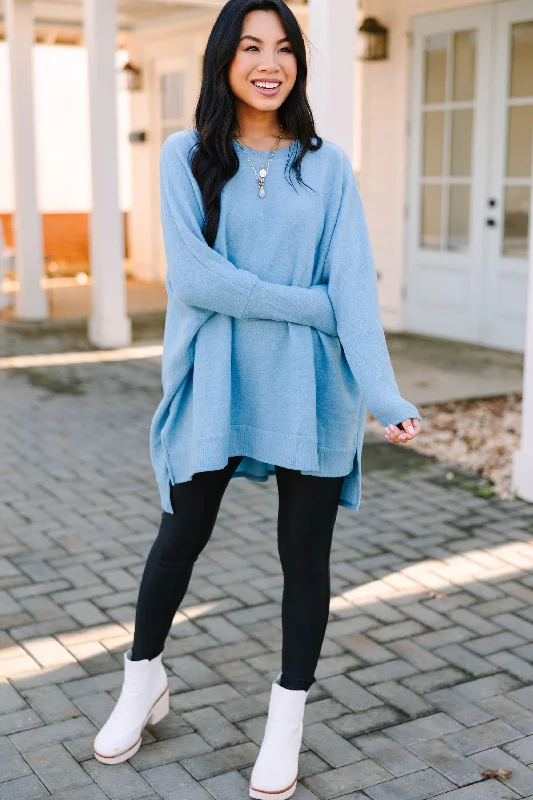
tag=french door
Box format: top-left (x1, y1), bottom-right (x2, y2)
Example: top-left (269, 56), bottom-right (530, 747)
top-left (406, 0), bottom-right (533, 351)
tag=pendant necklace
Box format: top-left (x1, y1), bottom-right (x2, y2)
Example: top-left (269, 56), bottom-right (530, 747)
top-left (234, 124), bottom-right (284, 198)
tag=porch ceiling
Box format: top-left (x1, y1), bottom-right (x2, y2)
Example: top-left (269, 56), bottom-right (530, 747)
top-left (0, 0), bottom-right (307, 33)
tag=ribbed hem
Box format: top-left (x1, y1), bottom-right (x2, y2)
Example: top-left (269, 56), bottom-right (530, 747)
top-left (195, 427), bottom-right (319, 473)
top-left (163, 425), bottom-right (357, 483)
top-left (156, 426), bottom-right (361, 516)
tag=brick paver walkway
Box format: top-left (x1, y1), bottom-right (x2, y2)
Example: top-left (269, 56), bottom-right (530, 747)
top-left (3, 326), bottom-right (533, 799)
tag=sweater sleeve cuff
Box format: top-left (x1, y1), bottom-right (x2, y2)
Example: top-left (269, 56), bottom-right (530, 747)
top-left (382, 399), bottom-right (421, 428)
top-left (243, 280), bottom-right (336, 335)
top-left (365, 397), bottom-right (421, 429)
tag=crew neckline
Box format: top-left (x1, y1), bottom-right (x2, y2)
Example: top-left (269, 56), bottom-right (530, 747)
top-left (233, 138), bottom-right (298, 155)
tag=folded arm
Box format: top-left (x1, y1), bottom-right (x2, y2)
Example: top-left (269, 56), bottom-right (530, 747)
top-left (326, 149), bottom-right (421, 428)
top-left (160, 134), bottom-right (337, 336)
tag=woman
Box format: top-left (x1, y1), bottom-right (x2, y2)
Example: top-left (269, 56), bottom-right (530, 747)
top-left (93, 1), bottom-right (422, 797)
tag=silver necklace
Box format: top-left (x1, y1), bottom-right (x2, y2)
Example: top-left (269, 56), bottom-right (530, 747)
top-left (234, 124), bottom-right (284, 198)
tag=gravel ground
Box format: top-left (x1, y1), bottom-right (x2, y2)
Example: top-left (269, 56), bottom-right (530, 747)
top-left (366, 392), bottom-right (522, 500)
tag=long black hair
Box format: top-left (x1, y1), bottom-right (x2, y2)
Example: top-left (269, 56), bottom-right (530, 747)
top-left (190, 0), bottom-right (322, 247)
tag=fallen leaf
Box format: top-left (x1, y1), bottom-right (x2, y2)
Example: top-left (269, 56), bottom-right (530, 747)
top-left (428, 591), bottom-right (448, 599)
top-left (481, 768), bottom-right (512, 780)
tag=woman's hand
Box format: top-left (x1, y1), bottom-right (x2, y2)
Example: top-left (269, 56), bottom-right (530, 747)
top-left (385, 418), bottom-right (422, 444)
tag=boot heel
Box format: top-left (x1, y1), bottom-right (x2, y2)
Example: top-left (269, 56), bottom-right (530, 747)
top-left (148, 687), bottom-right (169, 725)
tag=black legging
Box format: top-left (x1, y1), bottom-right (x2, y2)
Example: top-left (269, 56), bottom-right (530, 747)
top-left (131, 456), bottom-right (344, 691)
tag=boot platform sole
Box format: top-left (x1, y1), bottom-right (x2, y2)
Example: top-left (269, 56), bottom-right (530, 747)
top-left (249, 775), bottom-right (297, 799)
top-left (93, 685), bottom-right (169, 765)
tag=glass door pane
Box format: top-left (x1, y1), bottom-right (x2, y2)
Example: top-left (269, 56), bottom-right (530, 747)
top-left (160, 71), bottom-right (187, 146)
top-left (448, 185), bottom-right (471, 251)
top-left (424, 34), bottom-right (447, 102)
top-left (504, 186), bottom-right (530, 257)
top-left (451, 109), bottom-right (473, 176)
top-left (510, 21), bottom-right (533, 97)
top-left (507, 105), bottom-right (533, 177)
top-left (421, 185), bottom-right (443, 249)
top-left (423, 112), bottom-right (445, 175)
top-left (161, 73), bottom-right (185, 121)
top-left (453, 31), bottom-right (477, 101)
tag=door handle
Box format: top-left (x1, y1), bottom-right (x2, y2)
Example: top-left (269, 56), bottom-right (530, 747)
top-left (486, 218), bottom-right (496, 227)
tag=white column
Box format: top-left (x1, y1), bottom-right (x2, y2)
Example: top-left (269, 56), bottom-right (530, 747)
top-left (308, 0), bottom-right (357, 158)
top-left (512, 155), bottom-right (533, 502)
top-left (84, 0), bottom-right (131, 349)
top-left (6, 0), bottom-right (48, 320)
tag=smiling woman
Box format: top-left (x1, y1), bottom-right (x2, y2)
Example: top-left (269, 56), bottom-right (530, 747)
top-left (189, 0), bottom-right (319, 244)
top-left (230, 17), bottom-right (296, 108)
top-left (92, 0), bottom-right (422, 794)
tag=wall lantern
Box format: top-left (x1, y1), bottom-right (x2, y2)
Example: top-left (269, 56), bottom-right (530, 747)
top-left (118, 60), bottom-right (143, 91)
top-left (358, 17), bottom-right (389, 61)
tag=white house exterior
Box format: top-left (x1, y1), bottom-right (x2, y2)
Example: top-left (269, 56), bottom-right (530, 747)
top-left (125, 0), bottom-right (533, 351)
top-left (1, 0), bottom-right (533, 500)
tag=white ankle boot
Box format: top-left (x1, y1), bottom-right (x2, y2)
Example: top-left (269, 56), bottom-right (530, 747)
top-left (93, 649), bottom-right (169, 764)
top-left (249, 672), bottom-right (310, 800)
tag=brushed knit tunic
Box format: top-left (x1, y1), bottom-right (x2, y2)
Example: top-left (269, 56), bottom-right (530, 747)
top-left (150, 128), bottom-right (421, 514)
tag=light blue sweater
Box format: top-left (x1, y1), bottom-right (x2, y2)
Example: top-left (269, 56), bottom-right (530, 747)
top-left (150, 128), bottom-right (421, 514)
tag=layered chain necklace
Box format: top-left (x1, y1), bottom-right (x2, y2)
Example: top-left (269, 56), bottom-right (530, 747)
top-left (234, 124), bottom-right (284, 198)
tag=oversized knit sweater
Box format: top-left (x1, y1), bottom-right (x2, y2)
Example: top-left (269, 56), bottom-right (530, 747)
top-left (150, 128), bottom-right (421, 514)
